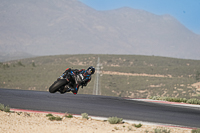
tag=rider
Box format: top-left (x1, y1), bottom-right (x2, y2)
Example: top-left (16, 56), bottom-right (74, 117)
top-left (58, 66), bottom-right (95, 94)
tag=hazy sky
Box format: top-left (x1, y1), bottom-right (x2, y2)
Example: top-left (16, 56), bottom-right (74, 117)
top-left (79, 0), bottom-right (200, 35)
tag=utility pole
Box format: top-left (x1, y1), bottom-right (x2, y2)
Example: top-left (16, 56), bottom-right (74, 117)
top-left (93, 57), bottom-right (101, 95)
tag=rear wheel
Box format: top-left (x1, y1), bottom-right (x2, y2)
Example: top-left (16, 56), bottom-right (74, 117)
top-left (49, 79), bottom-right (68, 93)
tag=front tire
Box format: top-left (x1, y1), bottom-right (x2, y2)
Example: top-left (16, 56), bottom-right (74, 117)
top-left (49, 79), bottom-right (68, 93)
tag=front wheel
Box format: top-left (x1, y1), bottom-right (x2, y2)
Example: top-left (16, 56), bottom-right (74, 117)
top-left (49, 79), bottom-right (68, 93)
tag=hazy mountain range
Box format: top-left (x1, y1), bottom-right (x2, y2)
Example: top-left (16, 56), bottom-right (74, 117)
top-left (0, 0), bottom-right (200, 61)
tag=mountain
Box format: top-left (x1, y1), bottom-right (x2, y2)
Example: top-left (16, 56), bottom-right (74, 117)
top-left (0, 0), bottom-right (200, 61)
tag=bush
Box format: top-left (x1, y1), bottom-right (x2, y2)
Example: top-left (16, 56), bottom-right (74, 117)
top-left (48, 116), bottom-right (56, 121)
top-left (192, 128), bottom-right (200, 133)
top-left (48, 116), bottom-right (62, 121)
top-left (17, 112), bottom-right (22, 115)
top-left (32, 62), bottom-right (36, 67)
top-left (17, 61), bottom-right (25, 67)
top-left (46, 114), bottom-right (53, 117)
top-left (152, 96), bottom-right (160, 100)
top-left (0, 103), bottom-right (10, 112)
top-left (0, 103), bottom-right (5, 111)
top-left (81, 113), bottom-right (89, 119)
top-left (178, 98), bottom-right (187, 103)
top-left (46, 114), bottom-right (62, 121)
top-left (108, 117), bottom-right (123, 124)
top-left (186, 99), bottom-right (200, 105)
top-left (134, 123), bottom-right (142, 128)
top-left (55, 116), bottom-right (62, 121)
top-left (65, 114), bottom-right (73, 118)
top-left (150, 96), bottom-right (200, 105)
top-left (154, 128), bottom-right (170, 133)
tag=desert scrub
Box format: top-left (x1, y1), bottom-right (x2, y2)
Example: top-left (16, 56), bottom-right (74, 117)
top-left (46, 114), bottom-right (62, 121)
top-left (23, 112), bottom-right (31, 117)
top-left (17, 112), bottom-right (22, 115)
top-left (0, 103), bottom-right (10, 112)
top-left (108, 117), bottom-right (123, 124)
top-left (186, 98), bottom-right (200, 105)
top-left (0, 103), bottom-right (5, 111)
top-left (81, 113), bottom-right (89, 119)
top-left (154, 128), bottom-right (170, 133)
top-left (128, 126), bottom-right (133, 131)
top-left (192, 128), bottom-right (200, 133)
top-left (64, 112), bottom-right (73, 118)
top-left (46, 113), bottom-right (53, 117)
top-left (134, 123), bottom-right (142, 128)
top-left (49, 116), bottom-right (62, 121)
top-left (150, 96), bottom-right (200, 105)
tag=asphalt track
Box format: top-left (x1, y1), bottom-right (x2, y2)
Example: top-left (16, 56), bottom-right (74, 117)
top-left (0, 88), bottom-right (200, 128)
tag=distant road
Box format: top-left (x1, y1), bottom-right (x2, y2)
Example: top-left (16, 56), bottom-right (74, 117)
top-left (0, 88), bottom-right (200, 128)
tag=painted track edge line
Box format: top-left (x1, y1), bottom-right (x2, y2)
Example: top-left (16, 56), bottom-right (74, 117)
top-left (125, 98), bottom-right (200, 109)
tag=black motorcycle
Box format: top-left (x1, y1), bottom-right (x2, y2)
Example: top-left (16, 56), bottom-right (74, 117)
top-left (49, 70), bottom-right (79, 94)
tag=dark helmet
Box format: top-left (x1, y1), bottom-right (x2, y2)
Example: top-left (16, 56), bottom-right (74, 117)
top-left (87, 66), bottom-right (95, 74)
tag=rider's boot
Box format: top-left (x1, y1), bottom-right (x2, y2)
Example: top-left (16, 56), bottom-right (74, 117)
top-left (70, 88), bottom-right (77, 95)
top-left (66, 88), bottom-right (71, 92)
top-left (63, 85), bottom-right (71, 92)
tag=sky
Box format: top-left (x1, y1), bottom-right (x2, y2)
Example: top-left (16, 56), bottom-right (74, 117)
top-left (79, 0), bottom-right (200, 35)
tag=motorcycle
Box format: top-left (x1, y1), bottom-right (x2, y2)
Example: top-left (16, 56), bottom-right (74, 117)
top-left (49, 69), bottom-right (83, 94)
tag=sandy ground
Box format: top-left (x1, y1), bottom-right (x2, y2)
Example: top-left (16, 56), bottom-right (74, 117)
top-left (0, 111), bottom-right (192, 133)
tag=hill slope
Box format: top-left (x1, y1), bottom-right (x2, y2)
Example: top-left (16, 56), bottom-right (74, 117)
top-left (1, 54), bottom-right (200, 99)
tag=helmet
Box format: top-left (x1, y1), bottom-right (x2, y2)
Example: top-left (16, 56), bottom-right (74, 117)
top-left (87, 66), bottom-right (95, 74)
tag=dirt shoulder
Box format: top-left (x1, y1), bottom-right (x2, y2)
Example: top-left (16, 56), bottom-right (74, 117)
top-left (0, 111), bottom-right (191, 133)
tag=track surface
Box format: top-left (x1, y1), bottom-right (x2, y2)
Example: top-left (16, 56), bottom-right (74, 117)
top-left (0, 88), bottom-right (200, 128)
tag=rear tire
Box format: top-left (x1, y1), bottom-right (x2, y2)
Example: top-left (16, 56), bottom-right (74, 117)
top-left (49, 79), bottom-right (68, 93)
